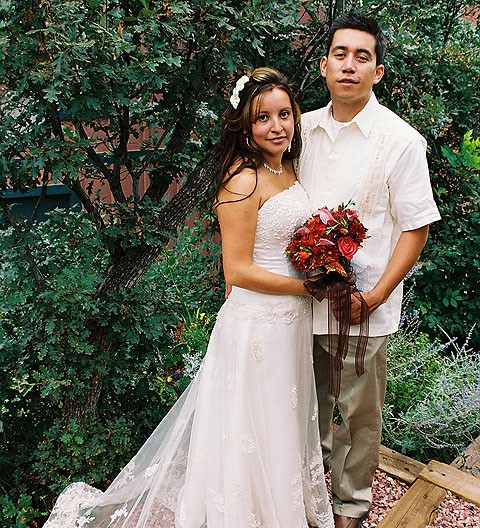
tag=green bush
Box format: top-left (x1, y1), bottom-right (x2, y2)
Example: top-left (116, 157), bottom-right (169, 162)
top-left (383, 307), bottom-right (479, 463)
top-left (412, 132), bottom-right (480, 348)
top-left (0, 209), bottom-right (222, 526)
top-left (372, 7), bottom-right (480, 348)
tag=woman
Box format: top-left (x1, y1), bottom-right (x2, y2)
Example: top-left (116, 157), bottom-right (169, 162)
top-left (44, 67), bottom-right (334, 528)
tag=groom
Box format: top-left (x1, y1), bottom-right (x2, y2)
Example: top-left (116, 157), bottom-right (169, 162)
top-left (297, 12), bottom-right (440, 528)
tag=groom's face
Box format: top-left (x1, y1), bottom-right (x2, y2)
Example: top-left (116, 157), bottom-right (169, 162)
top-left (321, 28), bottom-right (384, 109)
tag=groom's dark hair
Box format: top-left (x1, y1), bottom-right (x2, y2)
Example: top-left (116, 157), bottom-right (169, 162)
top-left (327, 12), bottom-right (387, 65)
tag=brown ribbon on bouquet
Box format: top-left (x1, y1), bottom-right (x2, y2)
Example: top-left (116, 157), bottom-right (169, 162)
top-left (304, 269), bottom-right (369, 398)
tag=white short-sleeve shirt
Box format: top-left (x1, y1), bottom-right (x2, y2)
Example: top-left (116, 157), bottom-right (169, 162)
top-left (297, 93), bottom-right (441, 336)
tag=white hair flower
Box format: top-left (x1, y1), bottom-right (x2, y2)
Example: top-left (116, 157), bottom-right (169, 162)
top-left (235, 75), bottom-right (250, 90)
top-left (230, 92), bottom-right (241, 109)
top-left (229, 74), bottom-right (250, 109)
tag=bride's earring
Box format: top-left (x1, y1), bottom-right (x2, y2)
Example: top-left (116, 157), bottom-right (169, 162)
top-left (246, 136), bottom-right (250, 147)
top-left (288, 142), bottom-right (292, 152)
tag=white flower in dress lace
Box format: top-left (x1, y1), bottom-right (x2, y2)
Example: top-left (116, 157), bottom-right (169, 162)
top-left (309, 449), bottom-right (325, 486)
top-left (144, 463), bottom-right (159, 478)
top-left (252, 338), bottom-right (263, 361)
top-left (76, 515), bottom-right (95, 527)
top-left (311, 403), bottom-right (318, 421)
top-left (247, 512), bottom-right (264, 527)
top-left (43, 482), bottom-right (103, 528)
top-left (240, 433), bottom-right (256, 454)
top-left (109, 504), bottom-right (128, 523)
top-left (262, 302), bottom-right (278, 322)
top-left (111, 460), bottom-right (135, 490)
top-left (291, 386), bottom-right (298, 408)
top-left (233, 481), bottom-right (242, 502)
top-left (209, 488), bottom-right (225, 513)
top-left (291, 469), bottom-right (302, 510)
top-left (161, 487), bottom-right (182, 512)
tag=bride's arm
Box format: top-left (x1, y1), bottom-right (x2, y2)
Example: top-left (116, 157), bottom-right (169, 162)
top-left (216, 170), bottom-right (308, 297)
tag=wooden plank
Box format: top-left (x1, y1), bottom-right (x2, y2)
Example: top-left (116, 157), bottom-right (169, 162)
top-left (459, 436), bottom-right (480, 477)
top-left (418, 460), bottom-right (480, 506)
top-left (376, 480), bottom-right (446, 528)
top-left (379, 445), bottom-right (426, 485)
top-left (376, 436), bottom-right (480, 528)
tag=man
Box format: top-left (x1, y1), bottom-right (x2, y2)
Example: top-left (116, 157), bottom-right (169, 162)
top-left (297, 12), bottom-right (441, 528)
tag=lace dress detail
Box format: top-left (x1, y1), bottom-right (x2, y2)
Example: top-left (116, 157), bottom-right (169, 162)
top-left (44, 181), bottom-right (334, 528)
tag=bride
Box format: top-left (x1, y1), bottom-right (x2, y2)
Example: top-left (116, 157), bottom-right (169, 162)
top-left (44, 67), bottom-right (334, 528)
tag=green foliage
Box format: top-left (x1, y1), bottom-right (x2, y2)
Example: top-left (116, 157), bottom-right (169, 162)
top-left (365, 2), bottom-right (480, 348)
top-left (0, 0), bottom-right (479, 523)
top-left (0, 210), bottom-right (222, 525)
top-left (442, 130), bottom-right (480, 170)
top-left (0, 492), bottom-right (40, 528)
top-left (167, 307), bottom-right (215, 393)
top-left (152, 219), bottom-right (222, 392)
top-left (156, 219), bottom-right (223, 317)
top-left (0, 0), bottom-right (324, 230)
top-left (383, 313), bottom-right (479, 462)
top-left (410, 131), bottom-right (479, 346)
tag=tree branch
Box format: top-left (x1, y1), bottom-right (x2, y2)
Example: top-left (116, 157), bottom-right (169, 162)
top-left (74, 120), bottom-right (127, 204)
top-left (0, 196), bottom-right (46, 291)
top-left (70, 178), bottom-right (105, 230)
top-left (291, 24), bottom-right (329, 84)
top-left (28, 173), bottom-right (49, 225)
top-left (95, 153), bottom-right (214, 299)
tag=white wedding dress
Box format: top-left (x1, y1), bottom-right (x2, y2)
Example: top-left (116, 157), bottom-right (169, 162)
top-left (44, 181), bottom-right (334, 528)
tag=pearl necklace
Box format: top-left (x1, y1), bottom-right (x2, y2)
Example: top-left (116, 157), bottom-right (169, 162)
top-left (263, 162), bottom-right (283, 175)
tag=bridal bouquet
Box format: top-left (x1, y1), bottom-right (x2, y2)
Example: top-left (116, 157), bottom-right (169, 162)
top-left (285, 200), bottom-right (367, 276)
top-left (286, 201), bottom-right (369, 398)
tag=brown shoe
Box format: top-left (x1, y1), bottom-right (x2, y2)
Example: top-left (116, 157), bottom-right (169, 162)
top-left (334, 510), bottom-right (370, 528)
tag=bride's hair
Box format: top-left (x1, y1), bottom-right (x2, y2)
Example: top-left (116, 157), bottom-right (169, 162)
top-left (211, 67), bottom-right (301, 208)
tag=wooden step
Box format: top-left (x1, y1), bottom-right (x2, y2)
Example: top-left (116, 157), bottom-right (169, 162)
top-left (377, 436), bottom-right (480, 528)
top-left (418, 460), bottom-right (480, 507)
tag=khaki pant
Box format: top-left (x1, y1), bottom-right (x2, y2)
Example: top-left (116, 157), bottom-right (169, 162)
top-left (313, 334), bottom-right (388, 518)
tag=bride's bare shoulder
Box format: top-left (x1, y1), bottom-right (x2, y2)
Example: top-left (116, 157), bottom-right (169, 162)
top-left (216, 163), bottom-right (258, 205)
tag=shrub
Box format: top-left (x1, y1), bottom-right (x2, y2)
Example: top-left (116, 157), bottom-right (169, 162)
top-left (383, 309), bottom-right (479, 463)
top-left (411, 132), bottom-right (480, 350)
top-left (0, 209), bottom-right (222, 526)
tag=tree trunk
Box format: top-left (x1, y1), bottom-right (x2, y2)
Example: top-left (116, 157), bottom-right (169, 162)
top-left (63, 156), bottom-right (215, 425)
top-left (62, 369), bottom-right (104, 425)
top-left (96, 156), bottom-right (214, 298)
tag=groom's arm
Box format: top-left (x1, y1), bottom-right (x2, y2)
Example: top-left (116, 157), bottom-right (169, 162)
top-left (348, 225), bottom-right (429, 325)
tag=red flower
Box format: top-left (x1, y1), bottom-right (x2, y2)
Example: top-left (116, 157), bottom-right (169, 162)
top-left (285, 200), bottom-right (368, 276)
top-left (297, 250), bottom-right (311, 262)
top-left (338, 237), bottom-right (359, 260)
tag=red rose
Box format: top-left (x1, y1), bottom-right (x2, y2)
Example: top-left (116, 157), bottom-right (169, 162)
top-left (338, 236), bottom-right (358, 260)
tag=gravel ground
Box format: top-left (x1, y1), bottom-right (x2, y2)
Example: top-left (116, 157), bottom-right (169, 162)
top-left (361, 469), bottom-right (480, 527)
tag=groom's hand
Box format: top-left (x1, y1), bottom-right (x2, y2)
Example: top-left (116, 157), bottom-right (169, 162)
top-left (349, 290), bottom-right (382, 325)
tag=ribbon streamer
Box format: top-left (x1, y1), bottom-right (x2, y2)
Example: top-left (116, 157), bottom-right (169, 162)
top-left (305, 270), bottom-right (369, 398)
